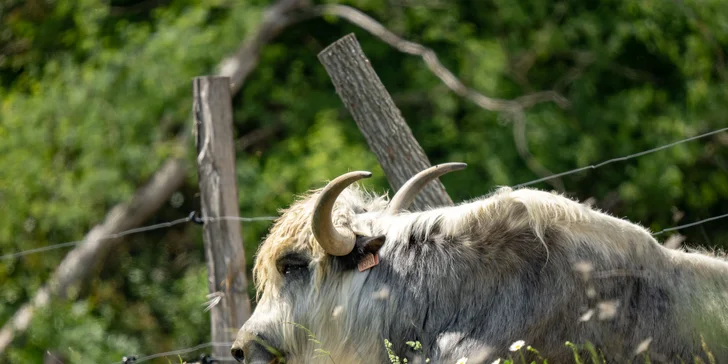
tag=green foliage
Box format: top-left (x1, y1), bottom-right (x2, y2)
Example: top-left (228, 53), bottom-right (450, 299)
top-left (384, 339), bottom-right (403, 364)
top-left (1, 0), bottom-right (728, 362)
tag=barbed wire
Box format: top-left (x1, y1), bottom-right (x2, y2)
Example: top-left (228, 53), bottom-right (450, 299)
top-left (0, 217), bottom-right (192, 260)
top-left (203, 216), bottom-right (278, 222)
top-left (652, 212), bottom-right (728, 236)
top-left (3, 209), bottom-right (728, 262)
top-left (3, 209), bottom-right (727, 262)
top-left (109, 341), bottom-right (235, 364)
top-left (508, 126), bottom-right (728, 236)
top-left (514, 127), bottom-right (728, 188)
top-left (3, 127), bottom-right (728, 261)
top-left (0, 214), bottom-right (277, 260)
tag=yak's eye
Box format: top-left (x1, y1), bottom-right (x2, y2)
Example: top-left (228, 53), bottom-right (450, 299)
top-left (282, 264), bottom-right (307, 276)
top-left (276, 253), bottom-right (310, 277)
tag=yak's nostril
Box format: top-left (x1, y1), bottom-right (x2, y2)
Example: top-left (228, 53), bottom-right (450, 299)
top-left (231, 347), bottom-right (245, 362)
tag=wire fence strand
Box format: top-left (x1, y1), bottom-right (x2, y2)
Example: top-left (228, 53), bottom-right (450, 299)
top-left (514, 127), bottom-right (728, 188)
top-left (0, 215), bottom-right (277, 260)
top-left (3, 210), bottom-right (728, 261)
top-left (109, 341), bottom-right (235, 364)
top-left (201, 216), bottom-right (279, 222)
top-left (652, 213), bottom-right (728, 236)
top-left (3, 127), bottom-right (728, 260)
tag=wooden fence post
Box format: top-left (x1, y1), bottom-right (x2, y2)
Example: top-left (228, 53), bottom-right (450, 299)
top-left (193, 76), bottom-right (251, 359)
top-left (318, 33), bottom-right (455, 210)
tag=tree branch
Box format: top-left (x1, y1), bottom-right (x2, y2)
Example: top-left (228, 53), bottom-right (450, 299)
top-left (237, 125), bottom-right (281, 151)
top-left (302, 4), bottom-right (570, 113)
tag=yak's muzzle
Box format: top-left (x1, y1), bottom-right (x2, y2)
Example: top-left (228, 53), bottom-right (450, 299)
top-left (231, 332), bottom-right (280, 364)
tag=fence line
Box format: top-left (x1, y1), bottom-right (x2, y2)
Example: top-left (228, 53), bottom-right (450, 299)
top-left (652, 212), bottom-right (728, 236)
top-left (201, 216), bottom-right (279, 223)
top-left (0, 214), bottom-right (277, 260)
top-left (109, 341), bottom-right (235, 364)
top-left (2, 127), bottom-right (727, 260)
top-left (514, 127), bottom-right (728, 188)
top-left (2, 210), bottom-right (727, 262)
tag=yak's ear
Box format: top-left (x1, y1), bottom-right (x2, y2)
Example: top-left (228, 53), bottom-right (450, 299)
top-left (357, 235), bottom-right (385, 254)
top-left (335, 235), bottom-right (386, 271)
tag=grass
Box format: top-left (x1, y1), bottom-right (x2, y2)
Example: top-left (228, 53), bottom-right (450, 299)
top-left (281, 323), bottom-right (717, 364)
top-left (382, 338), bottom-right (718, 364)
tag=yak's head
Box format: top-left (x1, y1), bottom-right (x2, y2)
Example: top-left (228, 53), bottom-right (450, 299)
top-left (231, 163), bottom-right (466, 364)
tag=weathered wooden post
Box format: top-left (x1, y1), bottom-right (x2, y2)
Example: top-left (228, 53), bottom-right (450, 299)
top-left (318, 33), bottom-right (455, 210)
top-left (193, 76), bottom-right (251, 359)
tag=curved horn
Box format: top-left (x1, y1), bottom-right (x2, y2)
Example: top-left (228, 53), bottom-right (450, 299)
top-left (311, 171), bottom-right (372, 256)
top-left (386, 162), bottom-right (467, 214)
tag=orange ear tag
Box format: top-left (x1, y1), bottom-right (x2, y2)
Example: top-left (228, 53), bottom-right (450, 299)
top-left (357, 253), bottom-right (380, 272)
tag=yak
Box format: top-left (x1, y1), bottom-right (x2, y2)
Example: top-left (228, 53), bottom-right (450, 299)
top-left (231, 163), bottom-right (728, 364)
